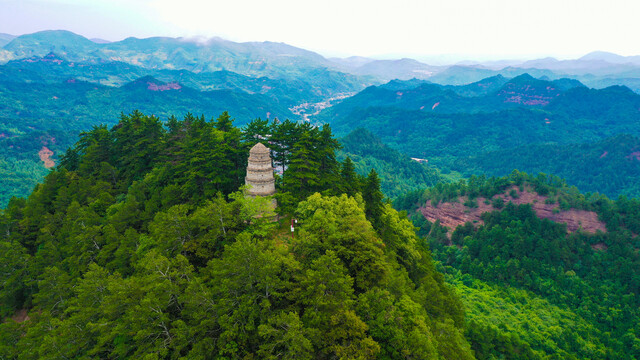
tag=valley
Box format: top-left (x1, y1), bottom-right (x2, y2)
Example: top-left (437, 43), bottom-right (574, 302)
top-left (289, 92), bottom-right (354, 122)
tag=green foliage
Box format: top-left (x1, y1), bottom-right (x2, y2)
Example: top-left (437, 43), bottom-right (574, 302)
top-left (319, 75), bottom-right (640, 199)
top-left (0, 110), bottom-right (472, 359)
top-left (460, 134), bottom-right (640, 199)
top-left (401, 172), bottom-right (640, 359)
top-left (0, 44), bottom-right (373, 207)
top-left (363, 169), bottom-right (385, 231)
top-left (338, 128), bottom-right (445, 198)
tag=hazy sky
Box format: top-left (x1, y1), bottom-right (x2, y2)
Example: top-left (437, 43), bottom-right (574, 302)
top-left (2, 0), bottom-right (640, 61)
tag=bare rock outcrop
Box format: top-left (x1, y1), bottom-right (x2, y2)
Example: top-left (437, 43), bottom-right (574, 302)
top-left (420, 187), bottom-right (606, 234)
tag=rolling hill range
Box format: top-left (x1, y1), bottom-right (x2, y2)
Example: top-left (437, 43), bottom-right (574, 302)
top-left (4, 30), bottom-right (640, 92)
top-left (2, 29), bottom-right (640, 204)
top-left (1, 29), bottom-right (376, 91)
top-left (0, 69), bottom-right (302, 206)
top-left (0, 52), bottom-right (352, 109)
top-left (317, 74), bottom-right (640, 198)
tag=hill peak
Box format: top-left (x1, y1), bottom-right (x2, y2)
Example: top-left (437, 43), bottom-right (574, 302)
top-left (579, 51), bottom-right (627, 63)
top-left (496, 73), bottom-right (562, 106)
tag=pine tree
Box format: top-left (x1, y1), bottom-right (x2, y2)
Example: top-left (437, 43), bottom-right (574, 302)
top-left (270, 119), bottom-right (300, 177)
top-left (340, 157), bottom-right (360, 197)
top-left (283, 131), bottom-right (320, 199)
top-left (363, 169), bottom-right (384, 231)
top-left (316, 124), bottom-right (341, 191)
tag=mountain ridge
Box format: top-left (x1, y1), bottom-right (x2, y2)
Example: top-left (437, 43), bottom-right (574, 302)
top-left (5, 30), bottom-right (640, 92)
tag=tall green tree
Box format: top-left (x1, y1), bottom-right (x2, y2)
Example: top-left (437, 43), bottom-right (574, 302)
top-left (283, 131), bottom-right (321, 199)
top-left (340, 156), bottom-right (361, 197)
top-left (363, 169), bottom-right (384, 231)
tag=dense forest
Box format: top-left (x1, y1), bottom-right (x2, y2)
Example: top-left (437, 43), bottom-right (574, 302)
top-left (338, 128), bottom-right (448, 198)
top-left (0, 111), bottom-right (473, 359)
top-left (458, 134), bottom-right (640, 197)
top-left (318, 75), bottom-right (640, 198)
top-left (396, 172), bottom-right (640, 359)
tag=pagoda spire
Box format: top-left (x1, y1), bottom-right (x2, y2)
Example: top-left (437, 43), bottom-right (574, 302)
top-left (245, 142), bottom-right (276, 196)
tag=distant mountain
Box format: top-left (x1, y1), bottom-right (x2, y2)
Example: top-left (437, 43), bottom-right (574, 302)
top-left (0, 74), bottom-right (295, 128)
top-left (2, 30), bottom-right (327, 77)
top-left (328, 56), bottom-right (375, 68)
top-left (4, 30), bottom-right (97, 58)
top-left (89, 38), bottom-right (111, 44)
top-left (446, 74), bottom-right (508, 96)
top-left (349, 58), bottom-right (443, 81)
top-left (4, 30), bottom-right (640, 93)
top-left (317, 73), bottom-right (587, 125)
top-left (0, 52), bottom-right (365, 108)
top-left (579, 51), bottom-right (640, 65)
top-left (0, 33), bottom-right (15, 47)
top-left (318, 74), bottom-right (640, 197)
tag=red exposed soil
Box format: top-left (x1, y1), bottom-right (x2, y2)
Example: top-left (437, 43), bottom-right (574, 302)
top-left (419, 187), bottom-right (607, 235)
top-left (11, 309), bottom-right (29, 323)
top-left (627, 151), bottom-right (640, 161)
top-left (591, 243), bottom-right (608, 251)
top-left (38, 146), bottom-right (55, 168)
top-left (147, 82), bottom-right (181, 91)
top-left (498, 83), bottom-right (560, 106)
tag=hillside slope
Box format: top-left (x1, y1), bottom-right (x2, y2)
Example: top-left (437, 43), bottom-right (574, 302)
top-left (395, 172), bottom-right (640, 359)
top-left (0, 110), bottom-right (474, 359)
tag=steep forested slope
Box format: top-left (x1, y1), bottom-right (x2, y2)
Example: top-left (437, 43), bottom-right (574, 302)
top-left (458, 134), bottom-right (640, 198)
top-left (338, 128), bottom-right (448, 197)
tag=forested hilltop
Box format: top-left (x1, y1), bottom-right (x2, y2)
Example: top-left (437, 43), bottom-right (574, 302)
top-left (396, 172), bottom-right (640, 359)
top-left (338, 128), bottom-right (448, 198)
top-left (0, 111), bottom-right (474, 359)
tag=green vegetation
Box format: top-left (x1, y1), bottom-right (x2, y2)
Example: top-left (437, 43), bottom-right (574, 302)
top-left (319, 75), bottom-right (640, 198)
top-left (338, 128), bottom-right (446, 198)
top-left (0, 111), bottom-right (472, 359)
top-left (459, 134), bottom-right (640, 198)
top-left (0, 45), bottom-right (372, 207)
top-left (396, 172), bottom-right (640, 359)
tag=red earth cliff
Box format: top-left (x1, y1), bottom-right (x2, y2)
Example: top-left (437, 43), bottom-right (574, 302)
top-left (419, 187), bottom-right (606, 234)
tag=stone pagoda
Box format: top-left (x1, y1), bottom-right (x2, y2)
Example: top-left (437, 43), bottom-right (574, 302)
top-left (245, 142), bottom-right (276, 197)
